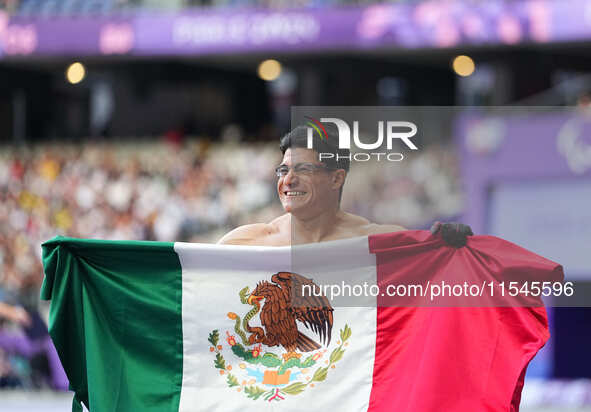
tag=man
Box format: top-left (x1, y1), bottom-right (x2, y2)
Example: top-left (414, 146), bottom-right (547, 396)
top-left (218, 125), bottom-right (471, 246)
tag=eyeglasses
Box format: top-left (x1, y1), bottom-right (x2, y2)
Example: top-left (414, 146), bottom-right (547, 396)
top-left (274, 162), bottom-right (333, 178)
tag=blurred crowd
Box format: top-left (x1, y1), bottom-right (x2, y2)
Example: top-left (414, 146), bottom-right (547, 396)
top-left (0, 138), bottom-right (283, 389)
top-left (0, 136), bottom-right (461, 389)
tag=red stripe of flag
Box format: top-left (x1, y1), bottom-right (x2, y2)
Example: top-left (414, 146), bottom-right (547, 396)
top-left (367, 231), bottom-right (562, 411)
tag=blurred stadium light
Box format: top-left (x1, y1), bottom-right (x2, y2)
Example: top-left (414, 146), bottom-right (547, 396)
top-left (452, 54), bottom-right (475, 77)
top-left (65, 61), bottom-right (86, 84)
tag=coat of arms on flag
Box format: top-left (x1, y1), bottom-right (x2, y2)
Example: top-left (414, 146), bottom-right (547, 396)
top-left (206, 272), bottom-right (352, 402)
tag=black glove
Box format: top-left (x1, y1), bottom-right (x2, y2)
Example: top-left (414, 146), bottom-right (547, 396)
top-left (430, 221), bottom-right (473, 248)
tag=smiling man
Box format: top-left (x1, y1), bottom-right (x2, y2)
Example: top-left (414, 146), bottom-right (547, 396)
top-left (218, 125), bottom-right (471, 246)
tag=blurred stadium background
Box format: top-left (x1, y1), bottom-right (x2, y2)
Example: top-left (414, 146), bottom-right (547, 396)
top-left (1, 0), bottom-right (591, 410)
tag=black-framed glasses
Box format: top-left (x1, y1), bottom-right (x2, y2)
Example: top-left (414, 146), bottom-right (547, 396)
top-left (274, 162), bottom-right (333, 178)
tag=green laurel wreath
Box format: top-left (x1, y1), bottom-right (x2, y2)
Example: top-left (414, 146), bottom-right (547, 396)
top-left (208, 324), bottom-right (352, 402)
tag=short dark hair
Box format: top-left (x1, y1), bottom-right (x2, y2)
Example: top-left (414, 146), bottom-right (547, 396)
top-left (279, 124), bottom-right (350, 203)
top-left (279, 125), bottom-right (350, 172)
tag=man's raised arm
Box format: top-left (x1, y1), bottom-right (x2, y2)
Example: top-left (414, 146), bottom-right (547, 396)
top-left (366, 222), bottom-right (473, 248)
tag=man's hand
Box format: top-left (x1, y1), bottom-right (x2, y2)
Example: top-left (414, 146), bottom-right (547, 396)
top-left (430, 221), bottom-right (474, 248)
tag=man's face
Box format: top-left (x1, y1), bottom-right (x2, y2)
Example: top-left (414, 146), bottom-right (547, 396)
top-left (276, 148), bottom-right (337, 216)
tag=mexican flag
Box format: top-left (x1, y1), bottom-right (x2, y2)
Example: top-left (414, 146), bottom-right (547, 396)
top-left (41, 231), bottom-right (563, 412)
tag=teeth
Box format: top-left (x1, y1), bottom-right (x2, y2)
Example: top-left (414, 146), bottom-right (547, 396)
top-left (286, 191), bottom-right (306, 196)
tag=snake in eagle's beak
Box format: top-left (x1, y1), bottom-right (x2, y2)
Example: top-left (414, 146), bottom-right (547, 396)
top-left (247, 294), bottom-right (264, 305)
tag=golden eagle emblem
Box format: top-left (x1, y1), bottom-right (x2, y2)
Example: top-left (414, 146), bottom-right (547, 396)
top-left (246, 272), bottom-right (334, 360)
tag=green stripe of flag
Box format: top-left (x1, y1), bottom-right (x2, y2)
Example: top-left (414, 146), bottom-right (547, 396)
top-left (41, 236), bottom-right (183, 412)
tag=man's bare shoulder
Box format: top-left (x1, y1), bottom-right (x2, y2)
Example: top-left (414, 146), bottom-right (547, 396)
top-left (338, 212), bottom-right (406, 236)
top-left (361, 222), bottom-right (407, 236)
top-left (325, 212), bottom-right (406, 240)
top-left (217, 223), bottom-right (273, 245)
top-left (217, 215), bottom-right (290, 246)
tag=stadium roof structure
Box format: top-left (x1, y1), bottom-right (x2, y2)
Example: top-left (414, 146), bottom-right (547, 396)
top-left (1, 0), bottom-right (591, 58)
